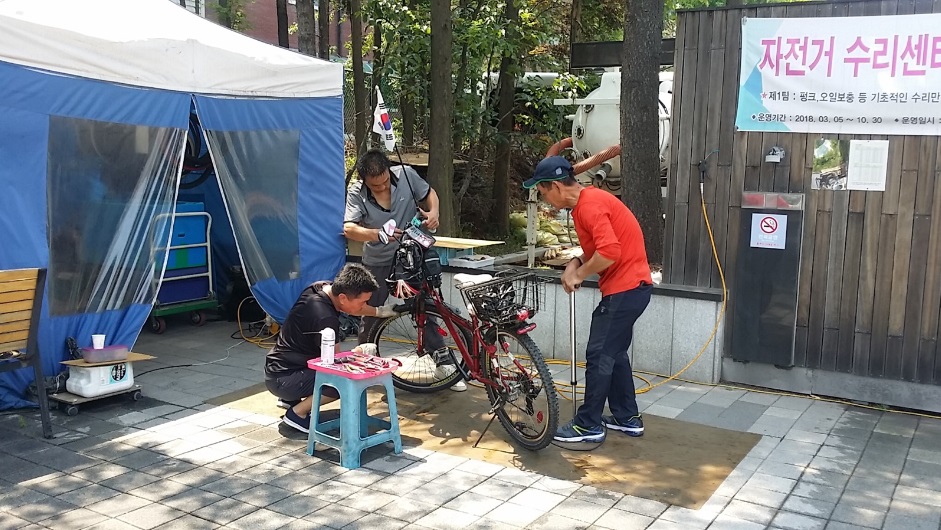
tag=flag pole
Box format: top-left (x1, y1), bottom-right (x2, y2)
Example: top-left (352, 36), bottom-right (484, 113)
top-left (374, 87), bottom-right (422, 219)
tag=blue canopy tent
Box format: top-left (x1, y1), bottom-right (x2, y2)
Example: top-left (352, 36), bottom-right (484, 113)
top-left (0, 0), bottom-right (346, 409)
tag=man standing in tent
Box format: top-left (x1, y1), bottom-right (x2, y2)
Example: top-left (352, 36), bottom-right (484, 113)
top-left (524, 156), bottom-right (652, 447)
top-left (265, 263), bottom-right (396, 433)
top-left (343, 149), bottom-right (466, 392)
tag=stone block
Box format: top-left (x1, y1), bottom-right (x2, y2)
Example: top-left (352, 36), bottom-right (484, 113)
top-left (671, 298), bottom-right (719, 383)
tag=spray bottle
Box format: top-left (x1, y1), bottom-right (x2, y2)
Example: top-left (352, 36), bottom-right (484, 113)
top-left (320, 328), bottom-right (335, 364)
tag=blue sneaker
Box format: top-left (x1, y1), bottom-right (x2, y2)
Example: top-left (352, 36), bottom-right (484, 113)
top-left (282, 407), bottom-right (310, 434)
top-left (603, 414), bottom-right (644, 437)
top-left (553, 419), bottom-right (606, 443)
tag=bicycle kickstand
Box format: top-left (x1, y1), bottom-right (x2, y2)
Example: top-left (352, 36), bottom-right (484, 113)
top-left (473, 412), bottom-right (499, 448)
top-left (473, 398), bottom-right (506, 448)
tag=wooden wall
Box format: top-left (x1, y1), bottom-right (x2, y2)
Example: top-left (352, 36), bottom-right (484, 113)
top-left (665, 0), bottom-right (941, 385)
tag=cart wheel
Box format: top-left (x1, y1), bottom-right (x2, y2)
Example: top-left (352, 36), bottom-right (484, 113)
top-left (65, 405), bottom-right (79, 417)
top-left (190, 311), bottom-right (206, 326)
top-left (150, 317), bottom-right (166, 334)
top-left (131, 390), bottom-right (143, 401)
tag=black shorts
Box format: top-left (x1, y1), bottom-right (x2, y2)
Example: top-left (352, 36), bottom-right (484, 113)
top-left (265, 370), bottom-right (339, 401)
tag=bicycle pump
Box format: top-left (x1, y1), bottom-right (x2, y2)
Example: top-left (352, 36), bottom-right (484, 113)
top-left (569, 290), bottom-right (577, 417)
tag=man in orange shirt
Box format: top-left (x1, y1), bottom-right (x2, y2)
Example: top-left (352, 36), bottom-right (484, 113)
top-left (524, 156), bottom-right (653, 446)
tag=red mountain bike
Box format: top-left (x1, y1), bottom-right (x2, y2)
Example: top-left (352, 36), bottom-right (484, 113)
top-left (364, 226), bottom-right (559, 450)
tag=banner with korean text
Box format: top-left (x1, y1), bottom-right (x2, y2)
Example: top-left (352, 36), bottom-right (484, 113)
top-left (736, 15), bottom-right (941, 135)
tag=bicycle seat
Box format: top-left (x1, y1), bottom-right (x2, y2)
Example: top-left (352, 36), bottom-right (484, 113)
top-left (453, 273), bottom-right (493, 288)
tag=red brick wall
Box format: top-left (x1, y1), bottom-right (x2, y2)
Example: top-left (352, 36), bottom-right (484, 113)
top-left (203, 1), bottom-right (361, 58)
top-left (240, 2), bottom-right (358, 57)
top-left (241, 0), bottom-right (298, 49)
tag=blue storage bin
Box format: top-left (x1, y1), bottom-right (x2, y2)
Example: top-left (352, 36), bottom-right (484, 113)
top-left (154, 202), bottom-right (206, 248)
top-left (166, 247), bottom-right (208, 270)
top-left (171, 202), bottom-right (207, 247)
top-left (156, 275), bottom-right (211, 305)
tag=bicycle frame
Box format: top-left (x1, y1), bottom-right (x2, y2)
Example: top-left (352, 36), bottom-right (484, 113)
top-left (408, 282), bottom-right (513, 391)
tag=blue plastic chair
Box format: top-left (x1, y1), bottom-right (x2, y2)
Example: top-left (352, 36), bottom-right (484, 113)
top-left (306, 370), bottom-right (402, 469)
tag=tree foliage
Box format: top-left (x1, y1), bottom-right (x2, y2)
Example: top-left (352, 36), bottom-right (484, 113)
top-left (214, 0), bottom-right (253, 31)
top-left (291, 0), bottom-right (785, 248)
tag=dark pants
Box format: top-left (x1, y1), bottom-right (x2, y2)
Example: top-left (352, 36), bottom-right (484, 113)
top-left (574, 284), bottom-right (652, 428)
top-left (359, 262), bottom-right (444, 352)
top-left (265, 370), bottom-right (338, 401)
top-left (359, 262), bottom-right (394, 344)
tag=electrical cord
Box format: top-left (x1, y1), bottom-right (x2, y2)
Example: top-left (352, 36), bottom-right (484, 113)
top-left (232, 296), bottom-right (278, 348)
top-left (137, 296), bottom-right (277, 378)
top-left (135, 340), bottom-right (241, 377)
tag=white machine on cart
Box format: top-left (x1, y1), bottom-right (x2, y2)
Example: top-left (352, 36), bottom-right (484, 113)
top-left (553, 69), bottom-right (674, 191)
top-left (524, 70), bottom-right (674, 267)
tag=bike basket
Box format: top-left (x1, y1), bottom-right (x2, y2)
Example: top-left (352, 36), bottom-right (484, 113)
top-left (458, 272), bottom-right (548, 323)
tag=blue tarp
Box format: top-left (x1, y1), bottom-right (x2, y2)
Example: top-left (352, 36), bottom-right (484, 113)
top-left (0, 61), bottom-right (345, 409)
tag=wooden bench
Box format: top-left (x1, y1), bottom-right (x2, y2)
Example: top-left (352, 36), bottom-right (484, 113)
top-left (0, 268), bottom-right (53, 438)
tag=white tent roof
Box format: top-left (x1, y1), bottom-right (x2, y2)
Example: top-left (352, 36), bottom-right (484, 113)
top-left (0, 0), bottom-right (342, 98)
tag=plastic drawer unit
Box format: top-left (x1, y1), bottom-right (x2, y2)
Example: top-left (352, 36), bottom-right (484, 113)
top-left (148, 202), bottom-right (216, 333)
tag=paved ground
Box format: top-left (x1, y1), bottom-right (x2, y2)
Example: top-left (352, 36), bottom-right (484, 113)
top-left (2, 319), bottom-right (940, 530)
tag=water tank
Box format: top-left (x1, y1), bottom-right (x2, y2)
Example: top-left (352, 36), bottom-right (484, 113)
top-left (565, 71), bottom-right (673, 190)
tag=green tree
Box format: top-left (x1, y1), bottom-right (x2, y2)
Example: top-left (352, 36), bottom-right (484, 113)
top-left (214, 0), bottom-right (253, 31)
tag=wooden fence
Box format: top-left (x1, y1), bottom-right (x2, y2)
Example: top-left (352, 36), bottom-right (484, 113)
top-left (665, 0), bottom-right (941, 386)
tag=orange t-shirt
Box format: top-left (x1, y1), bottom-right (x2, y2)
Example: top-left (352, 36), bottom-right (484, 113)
top-left (572, 187), bottom-right (652, 296)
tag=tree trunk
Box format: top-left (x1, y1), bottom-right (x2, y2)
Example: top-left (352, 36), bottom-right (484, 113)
top-left (429, 0), bottom-right (455, 235)
top-left (621, 0), bottom-right (664, 264)
top-left (350, 0), bottom-right (367, 155)
top-left (295, 0), bottom-right (316, 56)
top-left (451, 0), bottom-right (471, 155)
top-left (318, 0), bottom-right (330, 59)
top-left (401, 94), bottom-right (416, 146)
top-left (569, 0), bottom-right (582, 52)
top-left (491, 0), bottom-right (518, 238)
top-left (399, 0), bottom-right (417, 146)
top-left (276, 0), bottom-right (289, 48)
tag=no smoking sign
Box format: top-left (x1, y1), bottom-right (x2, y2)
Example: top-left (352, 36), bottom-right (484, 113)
top-left (750, 213), bottom-right (787, 249)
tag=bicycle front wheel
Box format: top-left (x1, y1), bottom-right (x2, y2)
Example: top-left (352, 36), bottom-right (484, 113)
top-left (482, 332), bottom-right (559, 450)
top-left (366, 308), bottom-right (467, 393)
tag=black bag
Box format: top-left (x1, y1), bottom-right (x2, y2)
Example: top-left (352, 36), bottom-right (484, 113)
top-left (423, 247), bottom-right (442, 288)
top-left (388, 240), bottom-right (425, 292)
top-left (27, 371), bottom-right (68, 397)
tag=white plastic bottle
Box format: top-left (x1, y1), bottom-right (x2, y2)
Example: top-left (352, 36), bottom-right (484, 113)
top-left (320, 328), bottom-right (335, 364)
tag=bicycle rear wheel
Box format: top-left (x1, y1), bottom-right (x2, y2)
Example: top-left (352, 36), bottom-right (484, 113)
top-left (366, 309), bottom-right (467, 393)
top-left (482, 332), bottom-right (559, 450)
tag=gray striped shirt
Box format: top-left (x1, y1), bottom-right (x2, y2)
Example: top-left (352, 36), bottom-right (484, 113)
top-left (344, 165), bottom-right (430, 266)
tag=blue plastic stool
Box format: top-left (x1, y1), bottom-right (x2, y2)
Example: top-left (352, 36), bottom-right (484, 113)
top-left (305, 370), bottom-right (402, 469)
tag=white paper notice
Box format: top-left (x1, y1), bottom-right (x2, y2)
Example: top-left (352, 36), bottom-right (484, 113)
top-left (750, 213), bottom-right (788, 250)
top-left (846, 140), bottom-right (889, 191)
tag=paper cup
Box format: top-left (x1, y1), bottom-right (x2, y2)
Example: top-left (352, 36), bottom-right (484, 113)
top-left (92, 334), bottom-right (106, 349)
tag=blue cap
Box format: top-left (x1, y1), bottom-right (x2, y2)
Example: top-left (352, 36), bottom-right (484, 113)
top-left (523, 156), bottom-right (573, 189)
